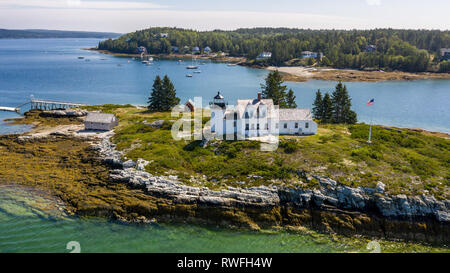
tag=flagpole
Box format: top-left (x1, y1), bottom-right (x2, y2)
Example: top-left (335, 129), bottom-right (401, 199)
top-left (367, 99), bottom-right (374, 144)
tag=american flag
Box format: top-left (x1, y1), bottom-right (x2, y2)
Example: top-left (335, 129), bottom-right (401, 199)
top-left (366, 98), bottom-right (374, 106)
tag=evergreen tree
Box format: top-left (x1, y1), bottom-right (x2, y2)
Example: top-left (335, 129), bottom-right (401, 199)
top-left (286, 89), bottom-right (297, 108)
top-left (312, 89), bottom-right (323, 120)
top-left (161, 75), bottom-right (180, 111)
top-left (331, 82), bottom-right (357, 124)
top-left (148, 75), bottom-right (163, 111)
top-left (321, 93), bottom-right (334, 123)
top-left (261, 70), bottom-right (288, 108)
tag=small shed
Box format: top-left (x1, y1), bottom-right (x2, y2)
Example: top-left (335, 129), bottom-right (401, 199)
top-left (84, 112), bottom-right (118, 131)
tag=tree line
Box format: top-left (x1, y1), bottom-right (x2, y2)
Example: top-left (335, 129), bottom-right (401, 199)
top-left (312, 82), bottom-right (357, 124)
top-left (98, 27), bottom-right (450, 72)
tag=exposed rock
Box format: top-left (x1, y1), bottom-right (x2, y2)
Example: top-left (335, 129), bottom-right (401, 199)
top-left (376, 181), bottom-right (386, 193)
top-left (122, 159), bottom-right (136, 169)
top-left (96, 132), bottom-right (450, 225)
top-left (136, 159), bottom-right (150, 171)
top-left (41, 109), bottom-right (87, 117)
top-left (144, 120), bottom-right (165, 128)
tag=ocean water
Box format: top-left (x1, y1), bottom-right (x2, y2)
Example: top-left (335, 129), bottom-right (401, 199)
top-left (0, 38), bottom-right (449, 134)
top-left (1, 185), bottom-right (446, 253)
top-left (0, 39), bottom-right (449, 253)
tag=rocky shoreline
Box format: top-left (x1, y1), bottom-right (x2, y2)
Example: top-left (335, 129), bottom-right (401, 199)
top-left (94, 132), bottom-right (449, 243)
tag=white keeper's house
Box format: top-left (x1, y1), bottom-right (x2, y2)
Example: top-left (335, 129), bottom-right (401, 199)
top-left (209, 92), bottom-right (317, 138)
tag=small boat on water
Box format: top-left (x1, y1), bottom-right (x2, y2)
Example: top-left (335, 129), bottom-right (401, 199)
top-left (193, 70), bottom-right (201, 73)
top-left (227, 63), bottom-right (237, 66)
top-left (142, 60), bottom-right (149, 64)
top-left (148, 57), bottom-right (154, 62)
top-left (186, 74), bottom-right (193, 77)
top-left (78, 56), bottom-right (84, 59)
top-left (186, 57), bottom-right (199, 69)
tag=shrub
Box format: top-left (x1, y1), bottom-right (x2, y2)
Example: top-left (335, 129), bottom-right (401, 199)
top-left (280, 140), bottom-right (298, 153)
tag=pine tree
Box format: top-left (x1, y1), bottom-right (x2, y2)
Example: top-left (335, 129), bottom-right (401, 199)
top-left (148, 75), bottom-right (163, 111)
top-left (286, 89), bottom-right (297, 108)
top-left (261, 70), bottom-right (288, 108)
top-left (161, 75), bottom-right (180, 111)
top-left (312, 89), bottom-right (323, 120)
top-left (322, 93), bottom-right (334, 123)
top-left (331, 82), bottom-right (357, 124)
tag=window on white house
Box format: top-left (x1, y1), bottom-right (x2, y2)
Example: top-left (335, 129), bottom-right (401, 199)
top-left (245, 123), bottom-right (249, 130)
top-left (306, 122), bottom-right (309, 128)
top-left (265, 123), bottom-right (268, 130)
top-left (211, 125), bottom-right (215, 132)
top-left (233, 121), bottom-right (236, 127)
top-left (257, 124), bottom-right (260, 130)
top-left (295, 123), bottom-right (298, 128)
top-left (284, 123), bottom-right (287, 129)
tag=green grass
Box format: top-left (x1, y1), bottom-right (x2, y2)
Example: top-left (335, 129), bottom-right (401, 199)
top-left (101, 106), bottom-right (449, 198)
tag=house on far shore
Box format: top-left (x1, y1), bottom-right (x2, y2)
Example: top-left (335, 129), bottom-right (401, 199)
top-left (364, 45), bottom-right (377, 53)
top-left (137, 46), bottom-right (147, 54)
top-left (84, 112), bottom-right (118, 131)
top-left (192, 46), bottom-right (200, 54)
top-left (160, 33), bottom-right (169, 38)
top-left (440, 48), bottom-right (450, 61)
top-left (301, 51), bottom-right (322, 59)
top-left (182, 46), bottom-right (190, 53)
top-left (256, 52), bottom-right (272, 60)
top-left (171, 46), bottom-right (179, 53)
top-left (204, 46), bottom-right (212, 54)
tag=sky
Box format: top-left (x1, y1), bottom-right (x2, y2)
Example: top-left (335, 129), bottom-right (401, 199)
top-left (0, 0), bottom-right (449, 33)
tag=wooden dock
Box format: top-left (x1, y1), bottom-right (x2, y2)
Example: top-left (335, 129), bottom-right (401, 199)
top-left (0, 97), bottom-right (86, 113)
top-left (0, 106), bottom-right (19, 112)
top-left (30, 99), bottom-right (86, 110)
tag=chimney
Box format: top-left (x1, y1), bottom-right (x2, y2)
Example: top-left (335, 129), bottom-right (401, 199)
top-left (257, 92), bottom-right (262, 101)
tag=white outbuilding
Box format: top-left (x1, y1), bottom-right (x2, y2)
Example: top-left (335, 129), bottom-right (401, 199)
top-left (84, 112), bottom-right (118, 131)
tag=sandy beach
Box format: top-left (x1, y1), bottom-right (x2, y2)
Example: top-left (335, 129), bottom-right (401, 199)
top-left (266, 66), bottom-right (450, 82)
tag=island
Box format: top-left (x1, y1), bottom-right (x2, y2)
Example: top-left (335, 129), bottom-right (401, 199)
top-left (89, 27), bottom-right (450, 82)
top-left (1, 103), bottom-right (448, 245)
top-left (0, 29), bottom-right (121, 39)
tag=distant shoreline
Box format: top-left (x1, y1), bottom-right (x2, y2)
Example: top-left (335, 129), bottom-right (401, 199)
top-left (88, 48), bottom-right (450, 83)
top-left (86, 48), bottom-right (246, 63)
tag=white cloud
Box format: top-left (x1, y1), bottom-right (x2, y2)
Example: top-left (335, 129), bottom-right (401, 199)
top-left (0, 0), bottom-right (167, 10)
top-left (366, 0), bottom-right (381, 6)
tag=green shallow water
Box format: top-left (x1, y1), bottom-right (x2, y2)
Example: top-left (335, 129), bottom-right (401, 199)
top-left (0, 185), bottom-right (448, 253)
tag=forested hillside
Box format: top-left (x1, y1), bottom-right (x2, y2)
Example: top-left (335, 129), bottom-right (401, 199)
top-left (0, 29), bottom-right (120, 39)
top-left (98, 27), bottom-right (450, 72)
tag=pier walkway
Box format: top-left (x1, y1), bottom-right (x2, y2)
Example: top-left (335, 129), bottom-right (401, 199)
top-left (0, 97), bottom-right (87, 113)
